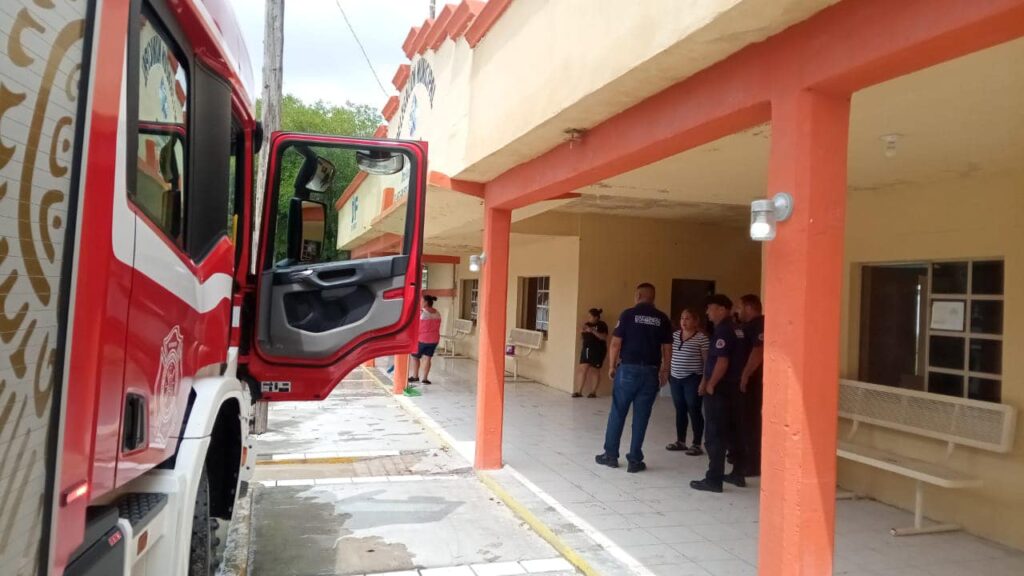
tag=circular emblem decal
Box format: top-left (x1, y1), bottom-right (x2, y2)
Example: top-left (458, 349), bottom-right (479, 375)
top-left (715, 339), bottom-right (726, 349)
top-left (155, 325), bottom-right (184, 446)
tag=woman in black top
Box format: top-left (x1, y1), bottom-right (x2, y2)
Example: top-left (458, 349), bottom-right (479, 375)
top-left (573, 308), bottom-right (608, 398)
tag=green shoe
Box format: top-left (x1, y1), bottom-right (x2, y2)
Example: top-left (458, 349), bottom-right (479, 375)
top-left (403, 386), bottom-right (422, 397)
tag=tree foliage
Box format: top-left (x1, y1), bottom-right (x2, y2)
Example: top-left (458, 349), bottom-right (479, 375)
top-left (259, 95), bottom-right (381, 262)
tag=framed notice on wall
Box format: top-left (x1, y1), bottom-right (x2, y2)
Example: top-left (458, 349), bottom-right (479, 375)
top-left (930, 300), bottom-right (966, 332)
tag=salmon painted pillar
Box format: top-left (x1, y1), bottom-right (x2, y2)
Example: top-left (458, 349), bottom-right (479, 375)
top-left (474, 205), bottom-right (511, 469)
top-left (759, 89), bottom-right (849, 576)
top-left (393, 354), bottom-right (409, 394)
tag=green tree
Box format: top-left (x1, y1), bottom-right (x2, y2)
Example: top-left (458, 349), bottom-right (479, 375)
top-left (258, 95), bottom-right (381, 262)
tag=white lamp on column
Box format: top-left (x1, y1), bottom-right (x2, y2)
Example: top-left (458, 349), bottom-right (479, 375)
top-left (469, 252), bottom-right (486, 272)
top-left (750, 192), bottom-right (794, 241)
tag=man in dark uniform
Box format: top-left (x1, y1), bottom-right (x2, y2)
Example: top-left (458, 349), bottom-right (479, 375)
top-left (595, 283), bottom-right (672, 473)
top-left (738, 294), bottom-right (765, 477)
top-left (691, 294), bottom-right (747, 492)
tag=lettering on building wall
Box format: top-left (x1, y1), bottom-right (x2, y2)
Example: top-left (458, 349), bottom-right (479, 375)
top-left (395, 58), bottom-right (436, 138)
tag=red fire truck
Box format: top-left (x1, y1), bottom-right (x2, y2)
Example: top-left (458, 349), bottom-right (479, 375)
top-left (0, 1), bottom-right (426, 574)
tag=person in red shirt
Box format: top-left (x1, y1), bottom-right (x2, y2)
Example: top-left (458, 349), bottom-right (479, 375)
top-left (410, 295), bottom-right (442, 385)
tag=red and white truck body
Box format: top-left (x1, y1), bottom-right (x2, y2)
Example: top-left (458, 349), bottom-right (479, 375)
top-left (0, 1), bottom-right (427, 574)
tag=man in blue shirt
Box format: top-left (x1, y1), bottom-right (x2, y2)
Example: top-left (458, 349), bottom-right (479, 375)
top-left (738, 294), bottom-right (765, 477)
top-left (595, 283), bottom-right (672, 473)
top-left (692, 294), bottom-right (747, 492)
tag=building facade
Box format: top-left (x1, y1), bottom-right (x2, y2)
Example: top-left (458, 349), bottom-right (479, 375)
top-left (333, 0), bottom-right (1024, 570)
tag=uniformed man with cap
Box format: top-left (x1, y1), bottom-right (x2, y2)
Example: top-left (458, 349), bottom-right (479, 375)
top-left (595, 283), bottom-right (672, 473)
top-left (691, 294), bottom-right (748, 492)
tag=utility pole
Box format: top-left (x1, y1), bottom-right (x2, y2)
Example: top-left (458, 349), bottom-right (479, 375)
top-left (253, 0), bottom-right (284, 273)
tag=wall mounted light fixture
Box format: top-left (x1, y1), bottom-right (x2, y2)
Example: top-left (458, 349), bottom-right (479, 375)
top-left (750, 192), bottom-right (794, 241)
top-left (469, 252), bottom-right (486, 272)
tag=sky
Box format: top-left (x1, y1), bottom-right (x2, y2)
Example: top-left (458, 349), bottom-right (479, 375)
top-left (228, 0), bottom-right (431, 108)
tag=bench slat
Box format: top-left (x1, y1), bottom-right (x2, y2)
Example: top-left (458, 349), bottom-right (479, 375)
top-left (837, 442), bottom-right (982, 489)
top-left (839, 379), bottom-right (1016, 453)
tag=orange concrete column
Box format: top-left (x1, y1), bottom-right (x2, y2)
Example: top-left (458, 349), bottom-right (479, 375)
top-left (474, 204), bottom-right (511, 470)
top-left (758, 88), bottom-right (850, 576)
top-left (363, 359), bottom-right (376, 368)
top-left (393, 354), bottom-right (409, 394)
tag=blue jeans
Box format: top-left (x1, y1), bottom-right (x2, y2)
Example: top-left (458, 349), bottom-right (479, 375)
top-left (669, 374), bottom-right (703, 445)
top-left (603, 364), bottom-right (660, 463)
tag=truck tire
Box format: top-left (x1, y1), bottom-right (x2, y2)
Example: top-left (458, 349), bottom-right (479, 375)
top-left (189, 467), bottom-right (212, 576)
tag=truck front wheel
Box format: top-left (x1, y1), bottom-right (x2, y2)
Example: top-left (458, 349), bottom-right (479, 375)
top-left (189, 466), bottom-right (212, 576)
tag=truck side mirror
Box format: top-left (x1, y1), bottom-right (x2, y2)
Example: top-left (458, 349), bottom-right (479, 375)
top-left (287, 197), bottom-right (327, 263)
top-left (357, 149), bottom-right (404, 175)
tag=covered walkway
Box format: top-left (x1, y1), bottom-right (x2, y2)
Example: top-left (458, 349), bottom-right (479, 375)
top-left (399, 358), bottom-right (1024, 576)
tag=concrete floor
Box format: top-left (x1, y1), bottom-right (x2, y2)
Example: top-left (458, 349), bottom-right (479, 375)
top-left (243, 376), bottom-right (578, 576)
top-left (400, 357), bottom-right (1024, 576)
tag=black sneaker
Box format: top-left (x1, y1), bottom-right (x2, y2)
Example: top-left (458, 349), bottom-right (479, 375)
top-left (690, 479), bottom-right (723, 493)
top-left (572, 392), bottom-right (582, 398)
top-left (587, 393), bottom-right (597, 398)
top-left (723, 472), bottom-right (746, 487)
top-left (627, 461), bottom-right (647, 473)
top-left (595, 453), bottom-right (619, 468)
top-left (422, 379), bottom-right (432, 385)
top-left (408, 377), bottom-right (420, 383)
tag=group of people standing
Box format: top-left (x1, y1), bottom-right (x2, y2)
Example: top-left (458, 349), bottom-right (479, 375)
top-left (590, 283), bottom-right (765, 492)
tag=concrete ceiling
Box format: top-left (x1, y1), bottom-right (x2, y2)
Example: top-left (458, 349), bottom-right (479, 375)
top-left (543, 36), bottom-right (1024, 222)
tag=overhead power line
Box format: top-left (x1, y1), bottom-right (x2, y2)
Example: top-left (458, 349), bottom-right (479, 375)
top-left (334, 0), bottom-right (390, 99)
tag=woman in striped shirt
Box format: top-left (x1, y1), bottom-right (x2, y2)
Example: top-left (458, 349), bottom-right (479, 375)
top-left (666, 308), bottom-right (709, 455)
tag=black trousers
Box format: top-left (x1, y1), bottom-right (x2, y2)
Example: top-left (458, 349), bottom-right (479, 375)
top-left (742, 378), bottom-right (763, 476)
top-left (703, 380), bottom-right (743, 484)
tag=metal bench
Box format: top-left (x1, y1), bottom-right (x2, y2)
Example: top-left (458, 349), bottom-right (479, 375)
top-left (505, 328), bottom-right (544, 381)
top-left (837, 378), bottom-right (1017, 536)
top-left (439, 318), bottom-right (474, 358)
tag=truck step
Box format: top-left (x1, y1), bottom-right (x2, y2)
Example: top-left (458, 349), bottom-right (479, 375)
top-left (115, 492), bottom-right (168, 532)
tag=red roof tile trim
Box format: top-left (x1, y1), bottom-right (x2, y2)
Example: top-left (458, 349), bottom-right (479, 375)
top-left (391, 64), bottom-right (410, 91)
top-left (450, 1), bottom-right (485, 39)
top-left (402, 26), bottom-right (420, 59)
top-left (427, 5), bottom-right (456, 50)
top-left (411, 18), bottom-right (435, 55)
top-left (381, 95), bottom-right (400, 121)
top-left (373, 124), bottom-right (388, 138)
top-left (465, 0), bottom-right (512, 48)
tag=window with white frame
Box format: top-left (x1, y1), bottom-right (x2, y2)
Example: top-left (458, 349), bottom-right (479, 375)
top-left (518, 276), bottom-right (550, 335)
top-left (461, 279), bottom-right (478, 323)
top-left (350, 196), bottom-right (359, 230)
top-left (858, 259), bottom-right (1003, 402)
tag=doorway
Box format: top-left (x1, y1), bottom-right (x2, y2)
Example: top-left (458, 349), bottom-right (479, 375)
top-left (858, 264), bottom-right (928, 389)
top-left (670, 279), bottom-right (716, 329)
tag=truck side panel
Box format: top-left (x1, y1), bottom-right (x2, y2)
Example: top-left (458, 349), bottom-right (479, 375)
top-left (0, 1), bottom-right (92, 574)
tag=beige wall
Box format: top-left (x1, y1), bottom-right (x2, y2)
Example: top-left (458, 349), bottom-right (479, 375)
top-left (453, 213), bottom-right (763, 395)
top-left (839, 170), bottom-right (1024, 549)
top-left (576, 214), bottom-right (763, 395)
top-left (453, 234), bottom-right (582, 390)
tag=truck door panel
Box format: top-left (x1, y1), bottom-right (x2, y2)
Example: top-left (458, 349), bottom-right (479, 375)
top-left (248, 134), bottom-right (427, 400)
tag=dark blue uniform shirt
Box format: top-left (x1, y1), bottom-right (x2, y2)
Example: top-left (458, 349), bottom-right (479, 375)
top-left (706, 317), bottom-right (746, 382)
top-left (613, 303), bottom-right (672, 366)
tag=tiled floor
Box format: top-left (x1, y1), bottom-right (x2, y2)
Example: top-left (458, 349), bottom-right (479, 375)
top-left (244, 376), bottom-right (575, 576)
top-left (399, 358), bottom-right (1024, 576)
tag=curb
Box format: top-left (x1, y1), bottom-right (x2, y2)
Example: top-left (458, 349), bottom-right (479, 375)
top-left (362, 366), bottom-right (604, 576)
top-left (217, 481), bottom-right (253, 576)
top-left (476, 472), bottom-right (601, 576)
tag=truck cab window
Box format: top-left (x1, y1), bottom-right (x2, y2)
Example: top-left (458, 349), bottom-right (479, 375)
top-left (131, 13), bottom-right (189, 247)
top-left (270, 144), bottom-right (411, 266)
